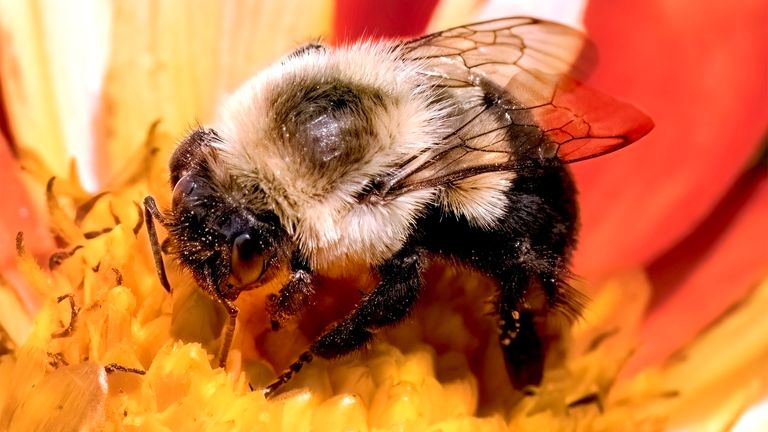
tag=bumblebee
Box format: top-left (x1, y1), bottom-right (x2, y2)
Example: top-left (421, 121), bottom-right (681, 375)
top-left (144, 17), bottom-right (653, 397)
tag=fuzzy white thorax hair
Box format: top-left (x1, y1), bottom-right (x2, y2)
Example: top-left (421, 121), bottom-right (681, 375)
top-left (210, 41), bottom-right (451, 273)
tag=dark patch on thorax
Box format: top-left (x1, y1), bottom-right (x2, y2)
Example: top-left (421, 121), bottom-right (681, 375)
top-left (269, 78), bottom-right (388, 172)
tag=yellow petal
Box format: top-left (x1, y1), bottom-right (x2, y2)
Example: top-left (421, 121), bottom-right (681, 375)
top-left (5, 361), bottom-right (108, 432)
top-left (0, 0), bottom-right (109, 183)
top-left (311, 394), bottom-right (369, 432)
top-left (0, 275), bottom-right (34, 348)
top-left (656, 277), bottom-right (768, 430)
top-left (94, 0), bottom-right (333, 188)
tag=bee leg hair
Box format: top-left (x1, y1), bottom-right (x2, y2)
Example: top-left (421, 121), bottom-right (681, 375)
top-left (310, 246), bottom-right (424, 356)
top-left (264, 246), bottom-right (424, 397)
top-left (495, 269), bottom-right (548, 390)
top-left (266, 253), bottom-right (314, 331)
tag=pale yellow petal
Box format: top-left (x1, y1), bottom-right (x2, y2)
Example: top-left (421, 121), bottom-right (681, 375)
top-left (3, 360), bottom-right (108, 432)
top-left (96, 0), bottom-right (333, 188)
top-left (657, 277), bottom-right (768, 430)
top-left (427, 0), bottom-right (485, 32)
top-left (213, 0), bottom-right (334, 96)
top-left (0, 276), bottom-right (34, 348)
top-left (311, 394), bottom-right (369, 432)
top-left (474, 0), bottom-right (586, 29)
top-left (733, 397), bottom-right (768, 432)
top-left (0, 0), bottom-right (109, 184)
top-left (428, 0), bottom-right (587, 31)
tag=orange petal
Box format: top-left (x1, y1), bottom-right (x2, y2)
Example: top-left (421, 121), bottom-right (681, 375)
top-left (626, 164), bottom-right (768, 373)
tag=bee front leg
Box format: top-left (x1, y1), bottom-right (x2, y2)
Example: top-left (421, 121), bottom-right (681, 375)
top-left (263, 247), bottom-right (424, 398)
top-left (199, 266), bottom-right (240, 369)
top-left (215, 296), bottom-right (239, 369)
top-left (143, 196), bottom-right (172, 293)
top-left (266, 254), bottom-right (314, 331)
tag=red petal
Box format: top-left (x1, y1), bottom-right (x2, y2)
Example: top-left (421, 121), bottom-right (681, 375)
top-left (333, 0), bottom-right (439, 44)
top-left (625, 165), bottom-right (768, 373)
top-left (574, 0), bottom-right (768, 278)
top-left (0, 135), bottom-right (54, 268)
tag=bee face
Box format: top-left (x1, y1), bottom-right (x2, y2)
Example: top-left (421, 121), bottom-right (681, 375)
top-left (165, 135), bottom-right (290, 297)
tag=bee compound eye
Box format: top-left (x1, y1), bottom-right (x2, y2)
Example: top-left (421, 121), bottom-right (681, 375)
top-left (229, 233), bottom-right (268, 287)
top-left (233, 233), bottom-right (256, 261)
top-left (171, 175), bottom-right (197, 208)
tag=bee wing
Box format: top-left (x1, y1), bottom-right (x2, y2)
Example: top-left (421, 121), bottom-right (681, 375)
top-left (380, 17), bottom-right (653, 196)
top-left (401, 17), bottom-right (595, 83)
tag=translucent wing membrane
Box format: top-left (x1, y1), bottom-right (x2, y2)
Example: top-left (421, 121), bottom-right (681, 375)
top-left (400, 17), bottom-right (595, 86)
top-left (380, 17), bottom-right (653, 197)
top-left (541, 75), bottom-right (655, 162)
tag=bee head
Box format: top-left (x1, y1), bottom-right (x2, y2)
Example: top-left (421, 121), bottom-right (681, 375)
top-left (166, 128), bottom-right (290, 298)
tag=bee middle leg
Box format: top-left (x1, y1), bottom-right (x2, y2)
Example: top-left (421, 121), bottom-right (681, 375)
top-left (264, 247), bottom-right (424, 397)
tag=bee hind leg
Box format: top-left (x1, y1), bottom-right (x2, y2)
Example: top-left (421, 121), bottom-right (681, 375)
top-left (263, 246), bottom-right (425, 398)
top-left (496, 268), bottom-right (583, 390)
